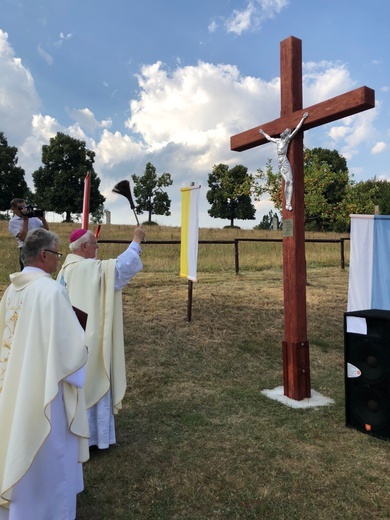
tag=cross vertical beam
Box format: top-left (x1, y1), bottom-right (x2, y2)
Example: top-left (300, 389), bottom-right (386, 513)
top-left (280, 37), bottom-right (310, 400)
top-left (230, 36), bottom-right (375, 401)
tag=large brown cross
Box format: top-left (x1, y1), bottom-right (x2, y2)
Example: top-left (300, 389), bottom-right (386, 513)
top-left (231, 36), bottom-right (375, 401)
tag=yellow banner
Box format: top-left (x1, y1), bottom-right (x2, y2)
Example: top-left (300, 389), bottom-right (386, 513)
top-left (180, 185), bottom-right (200, 281)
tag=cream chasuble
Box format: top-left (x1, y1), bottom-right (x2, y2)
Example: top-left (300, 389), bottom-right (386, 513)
top-left (57, 255), bottom-right (126, 414)
top-left (0, 270), bottom-right (89, 518)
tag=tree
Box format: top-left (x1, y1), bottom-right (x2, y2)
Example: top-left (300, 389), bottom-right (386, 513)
top-left (303, 147), bottom-right (349, 231)
top-left (255, 148), bottom-right (355, 231)
top-left (333, 180), bottom-right (377, 231)
top-left (254, 158), bottom-right (283, 211)
top-left (131, 162), bottom-right (173, 224)
top-left (32, 133), bottom-right (105, 222)
top-left (206, 164), bottom-right (256, 227)
top-left (0, 131), bottom-right (29, 211)
top-left (254, 210), bottom-right (281, 230)
top-left (355, 178), bottom-right (390, 215)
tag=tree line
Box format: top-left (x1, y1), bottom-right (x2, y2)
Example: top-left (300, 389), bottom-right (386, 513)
top-left (1, 130), bottom-right (388, 231)
top-left (0, 131), bottom-right (172, 224)
top-left (207, 148), bottom-right (390, 231)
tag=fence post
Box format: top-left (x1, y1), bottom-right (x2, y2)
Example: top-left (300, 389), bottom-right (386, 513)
top-left (235, 239), bottom-right (239, 275)
top-left (187, 280), bottom-right (193, 322)
top-left (340, 238), bottom-right (345, 270)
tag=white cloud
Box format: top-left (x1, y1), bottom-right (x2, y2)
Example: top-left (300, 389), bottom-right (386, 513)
top-left (18, 114), bottom-right (63, 182)
top-left (329, 126), bottom-right (349, 140)
top-left (208, 20), bottom-right (218, 33)
top-left (302, 60), bottom-right (379, 162)
top-left (371, 141), bottom-right (387, 154)
top-left (0, 30), bottom-right (41, 145)
top-left (225, 3), bottom-right (256, 35)
top-left (325, 109), bottom-right (378, 162)
top-left (377, 174), bottom-right (390, 182)
top-left (54, 32), bottom-right (74, 47)
top-left (225, 0), bottom-right (289, 35)
top-left (303, 61), bottom-right (356, 105)
top-left (1, 30), bottom-right (381, 226)
top-left (94, 129), bottom-right (144, 168)
top-left (69, 108), bottom-right (112, 132)
top-left (126, 60), bottom-right (278, 165)
top-left (37, 44), bottom-right (53, 65)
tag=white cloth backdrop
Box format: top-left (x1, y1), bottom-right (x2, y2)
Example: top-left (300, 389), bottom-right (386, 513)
top-left (348, 215), bottom-right (390, 312)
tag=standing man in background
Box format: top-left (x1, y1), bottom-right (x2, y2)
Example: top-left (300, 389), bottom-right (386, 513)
top-left (8, 198), bottom-right (49, 270)
top-left (0, 228), bottom-right (89, 520)
top-left (57, 225), bottom-right (145, 450)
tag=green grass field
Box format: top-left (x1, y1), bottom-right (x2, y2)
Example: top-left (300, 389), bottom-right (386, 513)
top-left (1, 222), bottom-right (389, 519)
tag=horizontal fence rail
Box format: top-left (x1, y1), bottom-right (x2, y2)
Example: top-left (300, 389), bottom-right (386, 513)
top-left (98, 237), bottom-right (350, 273)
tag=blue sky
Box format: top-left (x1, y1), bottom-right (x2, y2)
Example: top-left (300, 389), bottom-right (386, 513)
top-left (0, 0), bottom-right (389, 227)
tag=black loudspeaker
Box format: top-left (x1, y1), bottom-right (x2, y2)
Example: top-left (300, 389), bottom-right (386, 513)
top-left (344, 309), bottom-right (390, 440)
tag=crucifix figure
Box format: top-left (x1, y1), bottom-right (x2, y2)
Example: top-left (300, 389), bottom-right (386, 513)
top-left (231, 36), bottom-right (375, 401)
top-left (260, 111), bottom-right (308, 211)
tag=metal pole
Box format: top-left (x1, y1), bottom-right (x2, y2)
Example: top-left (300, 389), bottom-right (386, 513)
top-left (187, 280), bottom-right (193, 322)
top-left (234, 239), bottom-right (239, 275)
top-left (340, 238), bottom-right (345, 270)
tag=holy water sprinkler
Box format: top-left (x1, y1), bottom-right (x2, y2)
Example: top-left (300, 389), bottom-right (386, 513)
top-left (112, 180), bottom-right (140, 226)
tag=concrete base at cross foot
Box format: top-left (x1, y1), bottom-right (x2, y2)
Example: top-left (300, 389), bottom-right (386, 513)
top-left (261, 386), bottom-right (334, 409)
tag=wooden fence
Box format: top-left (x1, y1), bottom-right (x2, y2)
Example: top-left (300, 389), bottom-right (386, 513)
top-left (98, 237), bottom-right (350, 273)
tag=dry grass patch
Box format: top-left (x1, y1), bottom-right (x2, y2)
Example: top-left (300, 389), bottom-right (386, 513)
top-left (77, 266), bottom-right (390, 520)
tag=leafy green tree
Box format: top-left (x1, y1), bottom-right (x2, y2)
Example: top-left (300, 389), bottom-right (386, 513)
top-left (303, 147), bottom-right (349, 230)
top-left (32, 133), bottom-right (105, 222)
top-left (355, 178), bottom-right (390, 215)
top-left (255, 159), bottom-right (283, 210)
top-left (0, 131), bottom-right (29, 211)
top-left (207, 164), bottom-right (256, 227)
top-left (377, 181), bottom-right (390, 215)
top-left (255, 148), bottom-right (355, 231)
top-left (254, 210), bottom-right (281, 230)
top-left (131, 162), bottom-right (173, 224)
top-left (333, 180), bottom-right (377, 231)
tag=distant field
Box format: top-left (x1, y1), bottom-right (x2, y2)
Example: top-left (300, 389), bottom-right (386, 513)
top-left (0, 221), bottom-right (349, 285)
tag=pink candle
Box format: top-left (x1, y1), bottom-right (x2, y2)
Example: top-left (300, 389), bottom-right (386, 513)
top-left (82, 172), bottom-right (91, 229)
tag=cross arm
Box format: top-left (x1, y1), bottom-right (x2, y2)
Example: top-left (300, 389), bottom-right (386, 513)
top-left (230, 86), bottom-right (375, 152)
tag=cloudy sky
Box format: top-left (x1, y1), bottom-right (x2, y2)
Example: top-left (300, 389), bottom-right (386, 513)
top-left (0, 0), bottom-right (389, 228)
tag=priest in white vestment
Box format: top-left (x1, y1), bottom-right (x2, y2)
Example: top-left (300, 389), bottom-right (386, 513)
top-left (0, 228), bottom-right (89, 520)
top-left (57, 226), bottom-right (145, 449)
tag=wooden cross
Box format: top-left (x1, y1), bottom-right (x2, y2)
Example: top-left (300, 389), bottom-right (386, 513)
top-left (231, 36), bottom-right (375, 401)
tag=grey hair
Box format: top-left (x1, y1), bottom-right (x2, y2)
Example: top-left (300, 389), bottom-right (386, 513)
top-left (21, 228), bottom-right (59, 266)
top-left (69, 229), bottom-right (95, 252)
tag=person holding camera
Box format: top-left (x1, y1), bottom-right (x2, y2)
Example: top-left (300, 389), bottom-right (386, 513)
top-left (8, 198), bottom-right (49, 270)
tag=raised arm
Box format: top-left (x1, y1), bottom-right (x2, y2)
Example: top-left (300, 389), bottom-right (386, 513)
top-left (289, 112), bottom-right (309, 140)
top-left (259, 128), bottom-right (278, 143)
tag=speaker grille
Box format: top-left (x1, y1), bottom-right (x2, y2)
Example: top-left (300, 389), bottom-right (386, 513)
top-left (345, 310), bottom-right (390, 440)
top-left (347, 335), bottom-right (390, 384)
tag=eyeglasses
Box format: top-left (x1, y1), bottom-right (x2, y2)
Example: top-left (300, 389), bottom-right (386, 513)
top-left (44, 250), bottom-right (63, 259)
